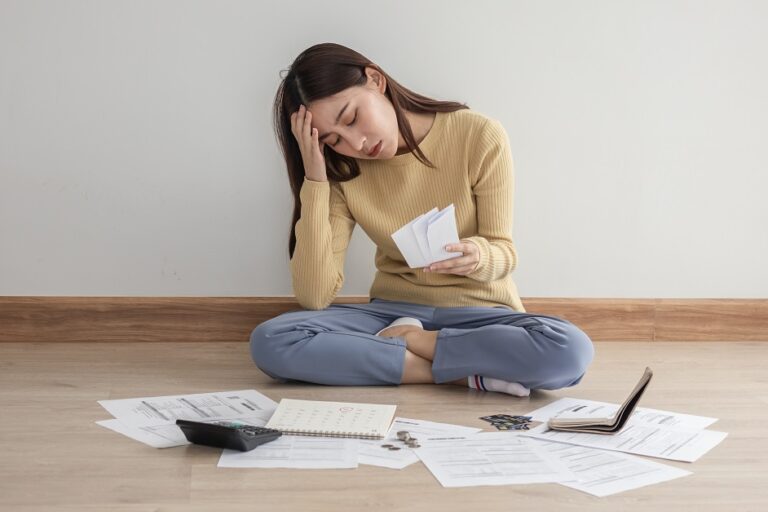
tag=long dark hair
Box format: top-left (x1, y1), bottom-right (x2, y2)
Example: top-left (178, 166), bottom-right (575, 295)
top-left (273, 42), bottom-right (469, 259)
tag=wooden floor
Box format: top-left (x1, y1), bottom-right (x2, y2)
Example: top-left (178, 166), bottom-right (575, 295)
top-left (1, 341), bottom-right (767, 511)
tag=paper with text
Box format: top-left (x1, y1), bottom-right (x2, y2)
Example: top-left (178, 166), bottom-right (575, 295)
top-left (218, 436), bottom-right (359, 469)
top-left (96, 415), bottom-right (271, 449)
top-left (413, 432), bottom-right (575, 487)
top-left (96, 389), bottom-right (277, 447)
top-left (98, 389), bottom-right (277, 428)
top-left (522, 423), bottom-right (727, 463)
top-left (529, 438), bottom-right (691, 497)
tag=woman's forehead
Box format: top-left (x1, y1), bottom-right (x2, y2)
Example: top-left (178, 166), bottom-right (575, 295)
top-left (310, 89), bottom-right (355, 113)
top-left (309, 90), bottom-right (361, 133)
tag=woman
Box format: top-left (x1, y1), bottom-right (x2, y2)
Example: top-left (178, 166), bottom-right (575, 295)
top-left (250, 42), bottom-right (594, 396)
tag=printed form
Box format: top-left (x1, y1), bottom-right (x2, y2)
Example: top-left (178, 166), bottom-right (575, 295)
top-left (218, 436), bottom-right (359, 469)
top-left (522, 423), bottom-right (726, 462)
top-left (96, 389), bottom-right (278, 448)
top-left (529, 438), bottom-right (691, 497)
top-left (413, 432), bottom-right (575, 487)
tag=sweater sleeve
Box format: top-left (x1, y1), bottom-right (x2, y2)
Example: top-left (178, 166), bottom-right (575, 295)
top-left (289, 178), bottom-right (356, 309)
top-left (462, 118), bottom-right (518, 282)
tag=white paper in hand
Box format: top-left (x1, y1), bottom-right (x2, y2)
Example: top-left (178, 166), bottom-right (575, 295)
top-left (391, 204), bottom-right (464, 268)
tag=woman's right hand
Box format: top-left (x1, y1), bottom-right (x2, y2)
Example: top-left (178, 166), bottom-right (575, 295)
top-left (290, 104), bottom-right (328, 182)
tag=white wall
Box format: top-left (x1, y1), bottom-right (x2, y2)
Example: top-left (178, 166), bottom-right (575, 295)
top-left (1, 0), bottom-right (766, 298)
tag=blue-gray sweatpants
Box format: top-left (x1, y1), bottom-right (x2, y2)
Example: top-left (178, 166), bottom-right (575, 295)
top-left (249, 298), bottom-right (594, 390)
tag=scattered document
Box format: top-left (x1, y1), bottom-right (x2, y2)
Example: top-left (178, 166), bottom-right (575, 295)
top-left (527, 397), bottom-right (718, 431)
top-left (96, 416), bottom-right (271, 448)
top-left (96, 419), bottom-right (195, 448)
top-left (218, 436), bottom-right (359, 469)
top-left (413, 432), bottom-right (575, 487)
top-left (522, 422), bottom-right (727, 463)
top-left (358, 417), bottom-right (483, 469)
top-left (528, 438), bottom-right (691, 497)
top-left (94, 389), bottom-right (726, 495)
top-left (391, 204), bottom-right (463, 268)
top-left (96, 389), bottom-right (277, 448)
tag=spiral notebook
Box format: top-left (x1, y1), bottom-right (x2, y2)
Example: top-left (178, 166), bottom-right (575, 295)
top-left (264, 398), bottom-right (397, 439)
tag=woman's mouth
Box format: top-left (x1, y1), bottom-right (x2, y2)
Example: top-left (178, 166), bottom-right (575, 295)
top-left (367, 140), bottom-right (382, 157)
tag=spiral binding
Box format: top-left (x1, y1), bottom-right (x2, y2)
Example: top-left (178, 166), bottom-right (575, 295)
top-left (280, 429), bottom-right (382, 439)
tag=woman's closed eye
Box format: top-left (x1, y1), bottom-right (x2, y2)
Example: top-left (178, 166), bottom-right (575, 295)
top-left (331, 112), bottom-right (357, 147)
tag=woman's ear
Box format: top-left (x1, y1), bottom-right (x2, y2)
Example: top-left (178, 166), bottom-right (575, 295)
top-left (365, 66), bottom-right (386, 93)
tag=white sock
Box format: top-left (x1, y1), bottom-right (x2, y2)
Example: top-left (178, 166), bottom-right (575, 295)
top-left (376, 317), bottom-right (423, 336)
top-left (467, 375), bottom-right (531, 397)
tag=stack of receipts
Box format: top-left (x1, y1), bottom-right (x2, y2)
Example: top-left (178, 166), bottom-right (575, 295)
top-left (96, 389), bottom-right (728, 498)
top-left (391, 204), bottom-right (463, 268)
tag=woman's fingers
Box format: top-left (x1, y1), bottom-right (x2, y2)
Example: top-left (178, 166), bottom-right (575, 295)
top-left (422, 241), bottom-right (481, 275)
top-left (291, 104), bottom-right (320, 154)
top-left (304, 109), bottom-right (312, 140)
top-left (426, 253), bottom-right (474, 271)
top-left (430, 263), bottom-right (477, 275)
top-left (289, 105), bottom-right (302, 133)
top-left (295, 105), bottom-right (306, 139)
top-left (300, 106), bottom-right (324, 155)
top-left (313, 126), bottom-right (324, 153)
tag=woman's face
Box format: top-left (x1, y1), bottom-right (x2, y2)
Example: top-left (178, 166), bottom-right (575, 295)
top-left (307, 67), bottom-right (400, 160)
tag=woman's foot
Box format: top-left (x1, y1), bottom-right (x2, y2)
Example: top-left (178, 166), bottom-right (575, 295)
top-left (377, 324), bottom-right (420, 337)
top-left (375, 317), bottom-right (423, 336)
top-left (468, 375), bottom-right (530, 397)
top-left (378, 324), bottom-right (439, 361)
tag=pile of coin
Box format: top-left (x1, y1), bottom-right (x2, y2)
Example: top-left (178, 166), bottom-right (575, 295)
top-left (397, 430), bottom-right (421, 448)
top-left (380, 430), bottom-right (420, 450)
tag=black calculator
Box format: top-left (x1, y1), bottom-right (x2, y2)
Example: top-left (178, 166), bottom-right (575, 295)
top-left (176, 419), bottom-right (282, 451)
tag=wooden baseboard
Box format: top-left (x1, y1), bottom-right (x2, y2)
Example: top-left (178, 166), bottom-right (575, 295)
top-left (0, 297), bottom-right (765, 342)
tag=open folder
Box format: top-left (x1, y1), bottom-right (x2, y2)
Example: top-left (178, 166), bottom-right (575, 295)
top-left (547, 367), bottom-right (654, 434)
top-left (391, 204), bottom-right (464, 268)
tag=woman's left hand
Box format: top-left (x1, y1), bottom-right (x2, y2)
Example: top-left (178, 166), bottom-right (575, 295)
top-left (423, 240), bottom-right (481, 276)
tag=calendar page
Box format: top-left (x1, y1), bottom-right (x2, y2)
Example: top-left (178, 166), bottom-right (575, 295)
top-left (265, 398), bottom-right (397, 438)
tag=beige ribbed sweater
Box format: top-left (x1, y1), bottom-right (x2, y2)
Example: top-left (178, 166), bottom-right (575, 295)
top-left (290, 108), bottom-right (525, 312)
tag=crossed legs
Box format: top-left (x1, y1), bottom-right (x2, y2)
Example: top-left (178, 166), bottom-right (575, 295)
top-left (249, 300), bottom-right (594, 389)
top-left (378, 324), bottom-right (466, 386)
